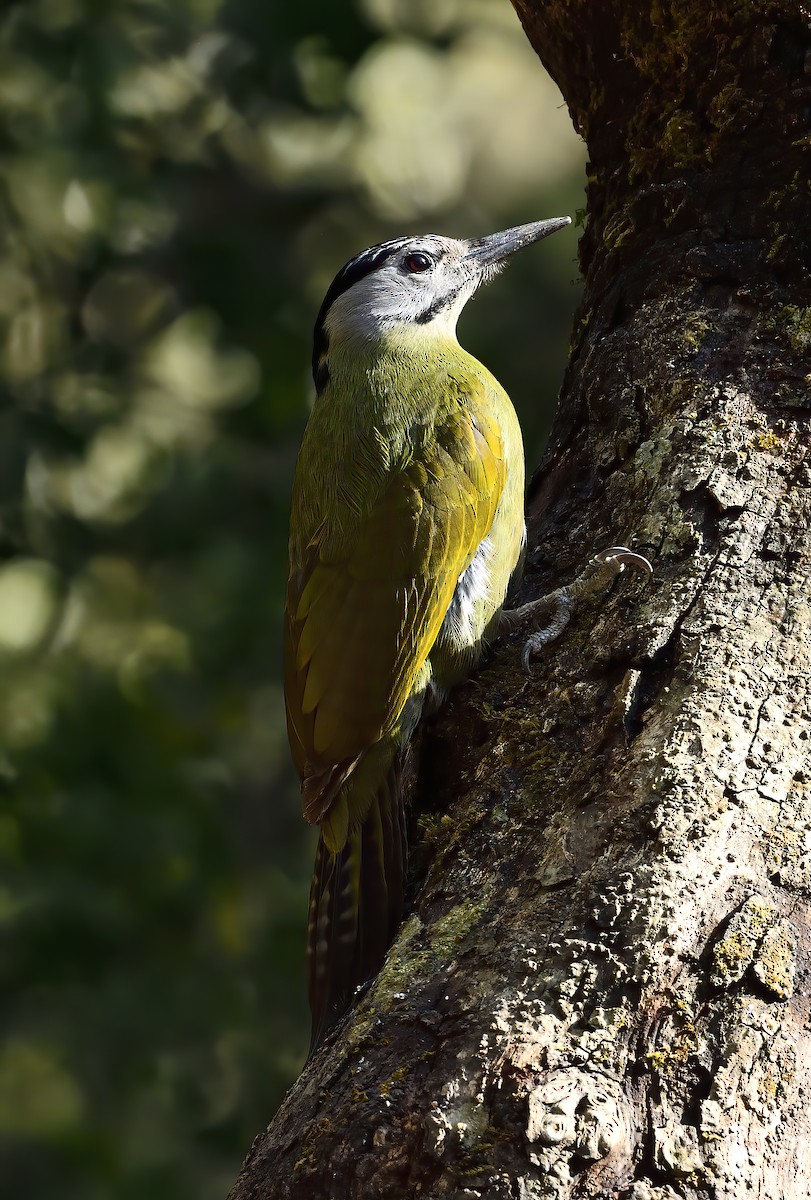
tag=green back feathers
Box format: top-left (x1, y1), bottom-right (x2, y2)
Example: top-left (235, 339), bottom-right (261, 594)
top-left (284, 336), bottom-right (508, 831)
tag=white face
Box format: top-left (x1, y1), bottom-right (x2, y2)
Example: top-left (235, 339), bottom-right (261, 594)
top-left (323, 235), bottom-right (495, 346)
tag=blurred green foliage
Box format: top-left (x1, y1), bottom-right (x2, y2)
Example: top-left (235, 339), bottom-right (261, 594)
top-left (0, 0), bottom-right (584, 1196)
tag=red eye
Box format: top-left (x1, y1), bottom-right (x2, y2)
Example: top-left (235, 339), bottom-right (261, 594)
top-left (403, 252), bottom-right (433, 273)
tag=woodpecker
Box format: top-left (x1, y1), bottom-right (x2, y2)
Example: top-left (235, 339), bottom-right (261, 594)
top-left (284, 218), bottom-right (650, 1049)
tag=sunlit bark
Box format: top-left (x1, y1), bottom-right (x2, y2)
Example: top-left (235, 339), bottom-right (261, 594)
top-left (229, 3), bottom-right (811, 1195)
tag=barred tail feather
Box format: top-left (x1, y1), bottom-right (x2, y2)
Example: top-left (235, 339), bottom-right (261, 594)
top-left (307, 763), bottom-right (406, 1052)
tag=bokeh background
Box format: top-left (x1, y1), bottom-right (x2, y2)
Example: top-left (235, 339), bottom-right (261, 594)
top-left (0, 1), bottom-right (585, 1196)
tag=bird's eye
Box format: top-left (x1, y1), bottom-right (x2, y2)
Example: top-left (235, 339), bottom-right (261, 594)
top-left (403, 252), bottom-right (433, 274)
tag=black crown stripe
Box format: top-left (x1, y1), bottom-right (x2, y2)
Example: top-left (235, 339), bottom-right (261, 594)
top-left (311, 236), bottom-right (447, 386)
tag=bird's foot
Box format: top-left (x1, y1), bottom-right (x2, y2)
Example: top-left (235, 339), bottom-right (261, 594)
top-left (500, 546), bottom-right (652, 671)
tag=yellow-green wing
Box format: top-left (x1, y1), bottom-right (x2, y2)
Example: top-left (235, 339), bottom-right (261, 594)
top-left (285, 391), bottom-right (505, 820)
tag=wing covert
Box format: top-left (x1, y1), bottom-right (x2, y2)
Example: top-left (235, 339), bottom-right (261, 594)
top-left (284, 383), bottom-right (507, 813)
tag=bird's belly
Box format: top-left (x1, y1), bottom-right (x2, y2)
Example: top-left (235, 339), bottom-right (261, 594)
top-left (430, 531), bottom-right (508, 691)
top-left (441, 535), bottom-right (496, 652)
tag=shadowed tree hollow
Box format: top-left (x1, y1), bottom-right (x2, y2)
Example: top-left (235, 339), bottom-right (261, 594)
top-left (229, 2), bottom-right (811, 1196)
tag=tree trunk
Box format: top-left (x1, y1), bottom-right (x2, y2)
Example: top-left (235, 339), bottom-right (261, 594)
top-left (229, 3), bottom-right (811, 1196)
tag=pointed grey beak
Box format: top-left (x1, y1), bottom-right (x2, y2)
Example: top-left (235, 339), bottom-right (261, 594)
top-left (463, 216), bottom-right (571, 269)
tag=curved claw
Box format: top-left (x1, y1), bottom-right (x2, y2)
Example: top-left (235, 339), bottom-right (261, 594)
top-left (515, 545), bottom-right (652, 672)
top-left (593, 546), bottom-right (654, 576)
top-left (592, 549), bottom-right (657, 576)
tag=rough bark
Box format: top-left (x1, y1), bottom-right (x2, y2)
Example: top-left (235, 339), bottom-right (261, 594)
top-left (230, 3), bottom-right (811, 1197)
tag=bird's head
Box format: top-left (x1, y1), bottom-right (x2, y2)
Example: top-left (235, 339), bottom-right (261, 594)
top-left (312, 216), bottom-right (571, 389)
